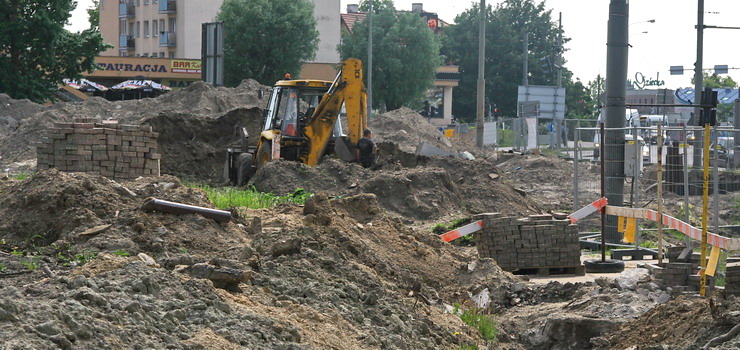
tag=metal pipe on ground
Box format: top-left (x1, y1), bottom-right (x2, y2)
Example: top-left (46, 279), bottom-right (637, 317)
top-left (141, 197), bottom-right (232, 223)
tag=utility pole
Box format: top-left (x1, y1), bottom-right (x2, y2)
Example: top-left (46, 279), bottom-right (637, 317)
top-left (367, 0), bottom-right (373, 118)
top-left (604, 0), bottom-right (629, 243)
top-left (476, 0), bottom-right (486, 148)
top-left (557, 13), bottom-right (563, 89)
top-left (693, 0), bottom-right (704, 167)
top-left (522, 32), bottom-right (528, 86)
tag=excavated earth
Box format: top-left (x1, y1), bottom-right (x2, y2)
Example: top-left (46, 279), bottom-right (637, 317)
top-left (2, 85), bottom-right (739, 349)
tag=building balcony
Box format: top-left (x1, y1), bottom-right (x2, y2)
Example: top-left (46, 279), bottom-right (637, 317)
top-left (159, 32), bottom-right (176, 47)
top-left (159, 0), bottom-right (176, 14)
top-left (119, 3), bottom-right (134, 18)
top-left (119, 35), bottom-right (135, 49)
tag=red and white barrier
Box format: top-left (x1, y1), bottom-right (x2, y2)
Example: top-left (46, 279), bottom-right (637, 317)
top-left (439, 220), bottom-right (484, 243)
top-left (568, 197), bottom-right (608, 224)
top-left (605, 206), bottom-right (739, 250)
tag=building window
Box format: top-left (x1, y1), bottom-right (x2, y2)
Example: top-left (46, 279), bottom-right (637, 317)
top-left (168, 18), bottom-right (176, 32)
top-left (159, 19), bottom-right (165, 35)
top-left (153, 20), bottom-right (158, 37)
top-left (128, 21), bottom-right (134, 36)
top-left (160, 51), bottom-right (165, 57)
top-left (119, 50), bottom-right (127, 57)
top-left (142, 53), bottom-right (149, 57)
top-left (135, 21), bottom-right (140, 37)
top-left (169, 51), bottom-right (175, 58)
top-left (144, 0), bottom-right (148, 5)
top-left (151, 52), bottom-right (158, 57)
top-left (153, 0), bottom-right (158, 3)
top-left (119, 19), bottom-right (126, 35)
top-left (144, 21), bottom-right (149, 37)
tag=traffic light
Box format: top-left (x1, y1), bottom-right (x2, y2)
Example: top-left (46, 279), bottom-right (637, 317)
top-left (699, 87), bottom-right (718, 126)
top-left (493, 105), bottom-right (500, 119)
top-left (540, 57), bottom-right (552, 74)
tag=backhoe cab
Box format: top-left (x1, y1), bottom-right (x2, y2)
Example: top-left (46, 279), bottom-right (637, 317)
top-left (225, 58), bottom-right (367, 186)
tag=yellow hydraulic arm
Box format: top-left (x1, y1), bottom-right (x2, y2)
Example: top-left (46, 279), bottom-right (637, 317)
top-left (301, 58), bottom-right (367, 166)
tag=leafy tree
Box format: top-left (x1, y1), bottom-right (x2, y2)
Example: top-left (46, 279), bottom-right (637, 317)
top-left (587, 74), bottom-right (606, 111)
top-left (441, 0), bottom-right (567, 121)
top-left (216, 0), bottom-right (319, 86)
top-left (0, 0), bottom-right (109, 103)
top-left (563, 76), bottom-right (593, 119)
top-left (87, 0), bottom-right (100, 30)
top-left (339, 0), bottom-right (441, 110)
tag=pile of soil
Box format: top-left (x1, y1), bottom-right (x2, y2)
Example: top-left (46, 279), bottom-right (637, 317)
top-left (0, 170), bottom-right (524, 349)
top-left (0, 80), bottom-right (268, 177)
top-left (368, 108), bottom-right (452, 154)
top-left (249, 143), bottom-right (541, 221)
top-left (601, 294), bottom-right (740, 350)
top-left (495, 153), bottom-right (600, 212)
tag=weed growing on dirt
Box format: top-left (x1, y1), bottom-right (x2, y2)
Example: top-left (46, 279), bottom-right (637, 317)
top-left (73, 251), bottom-right (97, 266)
top-left (113, 249), bottom-right (130, 257)
top-left (21, 259), bottom-right (39, 271)
top-left (0, 263), bottom-right (6, 272)
top-left (11, 249), bottom-right (23, 257)
top-left (457, 345), bottom-right (479, 350)
top-left (187, 183), bottom-right (312, 209)
top-left (454, 304), bottom-right (497, 342)
top-left (640, 241), bottom-right (658, 249)
top-left (431, 217), bottom-right (474, 246)
top-left (13, 172), bottom-right (31, 180)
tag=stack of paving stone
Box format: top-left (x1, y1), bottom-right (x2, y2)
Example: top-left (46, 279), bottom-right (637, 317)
top-left (36, 118), bottom-right (160, 180)
top-left (475, 213), bottom-right (580, 273)
top-left (652, 262), bottom-right (692, 292)
top-left (725, 262), bottom-right (740, 296)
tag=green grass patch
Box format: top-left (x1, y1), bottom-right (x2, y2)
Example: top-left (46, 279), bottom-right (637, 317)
top-left (0, 263), bottom-right (6, 272)
top-left (14, 172), bottom-right (31, 180)
top-left (187, 183), bottom-right (312, 209)
top-left (454, 304), bottom-right (497, 342)
top-left (497, 129), bottom-right (514, 147)
top-left (113, 249), bottom-right (130, 257)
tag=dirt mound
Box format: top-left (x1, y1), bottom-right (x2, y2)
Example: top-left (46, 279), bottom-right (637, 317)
top-left (0, 172), bottom-right (525, 349)
top-left (601, 294), bottom-right (740, 350)
top-left (249, 147), bottom-right (541, 220)
top-left (0, 169), bottom-right (246, 256)
top-left (143, 107), bottom-right (264, 183)
top-left (0, 80), bottom-right (268, 173)
top-left (496, 153), bottom-right (600, 212)
top-left (369, 108), bottom-right (453, 154)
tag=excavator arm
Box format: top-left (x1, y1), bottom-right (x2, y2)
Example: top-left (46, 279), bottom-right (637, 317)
top-left (301, 58), bottom-right (367, 166)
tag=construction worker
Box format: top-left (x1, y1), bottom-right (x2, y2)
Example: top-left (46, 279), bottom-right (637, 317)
top-left (356, 128), bottom-right (377, 168)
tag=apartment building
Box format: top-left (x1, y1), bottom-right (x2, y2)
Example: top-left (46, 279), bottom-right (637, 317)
top-left (99, 0), bottom-right (223, 59)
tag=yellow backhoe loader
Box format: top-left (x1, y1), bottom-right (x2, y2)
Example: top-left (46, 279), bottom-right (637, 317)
top-left (225, 58), bottom-right (367, 185)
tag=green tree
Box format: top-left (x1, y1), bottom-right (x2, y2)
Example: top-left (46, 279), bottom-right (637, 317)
top-left (216, 0), bottom-right (319, 86)
top-left (587, 74), bottom-right (606, 112)
top-left (441, 0), bottom-right (566, 121)
top-left (339, 0), bottom-right (441, 110)
top-left (0, 0), bottom-right (109, 103)
top-left (87, 0), bottom-right (100, 30)
top-left (563, 76), bottom-right (593, 119)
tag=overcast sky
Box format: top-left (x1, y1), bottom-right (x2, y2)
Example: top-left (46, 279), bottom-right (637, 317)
top-left (67, 0), bottom-right (740, 89)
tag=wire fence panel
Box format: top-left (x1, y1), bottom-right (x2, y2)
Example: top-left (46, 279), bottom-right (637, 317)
top-left (574, 125), bottom-right (740, 247)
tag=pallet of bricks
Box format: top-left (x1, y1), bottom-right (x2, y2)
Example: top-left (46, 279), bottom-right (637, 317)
top-left (725, 262), bottom-right (740, 296)
top-left (650, 247), bottom-right (716, 294)
top-left (36, 118), bottom-right (161, 180)
top-left (474, 213), bottom-right (583, 276)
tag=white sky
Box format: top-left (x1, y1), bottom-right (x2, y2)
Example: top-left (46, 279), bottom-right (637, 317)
top-left (67, 0), bottom-right (740, 89)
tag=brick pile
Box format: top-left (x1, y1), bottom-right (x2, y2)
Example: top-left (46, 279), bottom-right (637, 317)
top-left (725, 262), bottom-right (740, 296)
top-left (474, 213), bottom-right (580, 272)
top-left (36, 118), bottom-right (160, 180)
top-left (649, 248), bottom-right (717, 293)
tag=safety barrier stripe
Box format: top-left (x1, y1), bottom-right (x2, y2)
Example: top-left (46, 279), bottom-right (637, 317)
top-left (439, 220), bottom-right (484, 243)
top-left (568, 197), bottom-right (608, 224)
top-left (604, 206), bottom-right (739, 250)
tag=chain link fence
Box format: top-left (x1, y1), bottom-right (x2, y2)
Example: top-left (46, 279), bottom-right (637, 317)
top-left (574, 125), bottom-right (740, 250)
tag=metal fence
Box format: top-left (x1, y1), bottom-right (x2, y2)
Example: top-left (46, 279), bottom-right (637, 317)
top-left (573, 125), bottom-right (740, 249)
